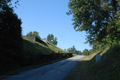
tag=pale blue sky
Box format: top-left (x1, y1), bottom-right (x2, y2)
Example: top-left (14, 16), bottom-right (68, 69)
top-left (12, 0), bottom-right (92, 52)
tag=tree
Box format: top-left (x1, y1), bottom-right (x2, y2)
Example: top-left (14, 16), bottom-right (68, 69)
top-left (75, 50), bottom-right (79, 55)
top-left (47, 34), bottom-right (58, 45)
top-left (53, 37), bottom-right (57, 45)
top-left (67, 46), bottom-right (77, 54)
top-left (89, 49), bottom-right (95, 55)
top-left (26, 31), bottom-right (33, 37)
top-left (82, 49), bottom-right (90, 55)
top-left (67, 48), bottom-right (72, 53)
top-left (0, 0), bottom-right (20, 8)
top-left (64, 49), bottom-right (67, 52)
top-left (0, 2), bottom-right (23, 67)
top-left (67, 0), bottom-right (120, 44)
top-left (70, 45), bottom-right (76, 54)
top-left (77, 50), bottom-right (82, 55)
top-left (0, 5), bottom-right (22, 48)
top-left (107, 11), bottom-right (120, 45)
top-left (26, 31), bottom-right (41, 39)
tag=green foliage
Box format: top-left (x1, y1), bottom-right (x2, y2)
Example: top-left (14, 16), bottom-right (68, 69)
top-left (75, 50), bottom-right (82, 55)
top-left (0, 0), bottom-right (20, 9)
top-left (106, 11), bottom-right (120, 45)
top-left (70, 46), bottom-right (76, 54)
top-left (89, 49), bottom-right (95, 54)
top-left (65, 44), bottom-right (120, 80)
top-left (67, 48), bottom-right (72, 53)
top-left (47, 34), bottom-right (58, 45)
top-left (0, 5), bottom-right (22, 41)
top-left (67, 46), bottom-right (77, 54)
top-left (0, 3), bottom-right (23, 75)
top-left (0, 5), bottom-right (22, 56)
top-left (67, 0), bottom-right (120, 44)
top-left (26, 31), bottom-right (41, 39)
top-left (66, 46), bottom-right (82, 55)
top-left (90, 45), bottom-right (120, 80)
top-left (82, 49), bottom-right (90, 55)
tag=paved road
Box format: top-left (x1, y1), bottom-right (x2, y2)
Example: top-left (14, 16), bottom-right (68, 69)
top-left (3, 55), bottom-right (84, 80)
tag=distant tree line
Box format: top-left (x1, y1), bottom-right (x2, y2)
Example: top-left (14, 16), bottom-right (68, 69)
top-left (65, 45), bottom-right (96, 56)
top-left (65, 46), bottom-right (82, 55)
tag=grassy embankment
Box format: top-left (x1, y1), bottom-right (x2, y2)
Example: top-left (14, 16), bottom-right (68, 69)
top-left (1, 39), bottom-right (66, 78)
top-left (64, 45), bottom-right (120, 80)
top-left (22, 39), bottom-right (65, 54)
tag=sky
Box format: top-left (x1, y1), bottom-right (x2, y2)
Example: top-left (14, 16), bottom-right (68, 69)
top-left (11, 0), bottom-right (92, 52)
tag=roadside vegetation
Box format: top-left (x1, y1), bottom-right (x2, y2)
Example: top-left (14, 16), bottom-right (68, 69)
top-left (1, 0), bottom-right (120, 79)
top-left (64, 44), bottom-right (120, 80)
top-left (65, 0), bottom-right (120, 80)
top-left (0, 39), bottom-right (67, 77)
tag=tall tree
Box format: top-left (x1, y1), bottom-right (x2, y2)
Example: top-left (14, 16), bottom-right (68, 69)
top-left (47, 34), bottom-right (58, 45)
top-left (70, 45), bottom-right (76, 54)
top-left (0, 2), bottom-right (22, 66)
top-left (0, 0), bottom-right (19, 8)
top-left (77, 50), bottom-right (82, 55)
top-left (67, 46), bottom-right (77, 54)
top-left (67, 0), bottom-right (120, 44)
top-left (82, 49), bottom-right (90, 55)
top-left (67, 48), bottom-right (72, 53)
top-left (0, 5), bottom-right (22, 46)
top-left (53, 37), bottom-right (57, 45)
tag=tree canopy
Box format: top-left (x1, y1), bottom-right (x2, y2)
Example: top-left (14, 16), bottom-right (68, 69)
top-left (0, 1), bottom-right (22, 58)
top-left (26, 31), bottom-right (41, 39)
top-left (67, 46), bottom-right (82, 55)
top-left (0, 0), bottom-right (19, 8)
top-left (47, 34), bottom-right (58, 45)
top-left (70, 45), bottom-right (76, 54)
top-left (82, 49), bottom-right (90, 55)
top-left (67, 0), bottom-right (120, 45)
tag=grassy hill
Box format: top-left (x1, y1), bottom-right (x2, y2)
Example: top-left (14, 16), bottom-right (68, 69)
top-left (64, 44), bottom-right (120, 80)
top-left (22, 39), bottom-right (65, 55)
top-left (0, 39), bottom-right (66, 77)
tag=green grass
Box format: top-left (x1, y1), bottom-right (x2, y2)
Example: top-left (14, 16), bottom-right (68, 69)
top-left (22, 39), bottom-right (65, 55)
top-left (64, 45), bottom-right (120, 80)
top-left (0, 39), bottom-right (66, 78)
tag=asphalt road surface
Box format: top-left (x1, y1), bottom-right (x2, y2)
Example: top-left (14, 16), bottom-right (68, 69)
top-left (3, 55), bottom-right (84, 80)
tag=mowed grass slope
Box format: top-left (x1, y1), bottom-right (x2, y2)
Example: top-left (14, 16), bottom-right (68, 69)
top-left (22, 39), bottom-right (65, 55)
top-left (64, 45), bottom-right (120, 80)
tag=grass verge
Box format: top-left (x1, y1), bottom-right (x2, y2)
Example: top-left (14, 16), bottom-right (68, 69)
top-left (64, 45), bottom-right (120, 80)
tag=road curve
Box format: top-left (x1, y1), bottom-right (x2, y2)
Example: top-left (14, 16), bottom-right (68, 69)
top-left (3, 55), bottom-right (84, 80)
